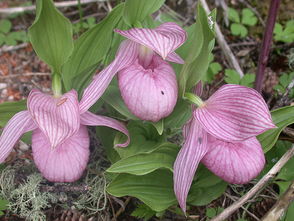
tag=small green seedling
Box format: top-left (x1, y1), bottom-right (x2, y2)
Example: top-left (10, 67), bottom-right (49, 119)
top-left (274, 20), bottom-right (294, 43)
top-left (274, 72), bottom-right (294, 98)
top-left (228, 8), bottom-right (258, 37)
top-left (206, 207), bottom-right (224, 219)
top-left (73, 17), bottom-right (96, 34)
top-left (224, 69), bottom-right (255, 88)
top-left (0, 19), bottom-right (28, 46)
top-left (203, 55), bottom-right (222, 83)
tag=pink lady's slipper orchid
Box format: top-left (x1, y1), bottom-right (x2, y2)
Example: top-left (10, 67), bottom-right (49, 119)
top-left (173, 84), bottom-right (276, 212)
top-left (0, 88), bottom-right (129, 183)
top-left (81, 23), bottom-right (187, 122)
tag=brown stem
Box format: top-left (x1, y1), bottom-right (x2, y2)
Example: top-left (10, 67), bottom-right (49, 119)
top-left (254, 0), bottom-right (281, 93)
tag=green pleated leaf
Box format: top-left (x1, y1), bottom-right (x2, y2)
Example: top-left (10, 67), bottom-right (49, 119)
top-left (188, 166), bottom-right (227, 206)
top-left (28, 0), bottom-right (73, 73)
top-left (114, 121), bottom-right (165, 159)
top-left (62, 3), bottom-right (124, 90)
top-left (179, 4), bottom-right (216, 95)
top-left (123, 0), bottom-right (165, 26)
top-left (102, 85), bottom-right (138, 120)
top-left (71, 62), bottom-right (100, 97)
top-left (107, 169), bottom-right (177, 212)
top-left (164, 99), bottom-right (192, 130)
top-left (257, 105), bottom-right (294, 153)
top-left (96, 126), bottom-right (121, 164)
top-left (0, 100), bottom-right (27, 127)
top-left (189, 182), bottom-right (227, 206)
top-left (0, 100), bottom-right (31, 144)
top-left (107, 142), bottom-right (179, 175)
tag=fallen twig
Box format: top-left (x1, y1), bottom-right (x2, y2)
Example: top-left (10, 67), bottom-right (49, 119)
top-left (283, 127), bottom-right (294, 139)
top-left (0, 0), bottom-right (106, 15)
top-left (199, 0), bottom-right (244, 77)
top-left (0, 43), bottom-right (29, 54)
top-left (224, 193), bottom-right (260, 221)
top-left (261, 181), bottom-right (294, 221)
top-left (114, 197), bottom-right (131, 220)
top-left (211, 145), bottom-right (294, 221)
top-left (39, 184), bottom-right (91, 193)
top-left (0, 72), bottom-right (50, 79)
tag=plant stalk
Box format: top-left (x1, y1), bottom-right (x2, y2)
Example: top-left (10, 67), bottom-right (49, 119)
top-left (254, 0), bottom-right (281, 93)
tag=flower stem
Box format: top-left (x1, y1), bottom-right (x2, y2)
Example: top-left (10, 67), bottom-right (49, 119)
top-left (52, 73), bottom-right (62, 97)
top-left (77, 0), bottom-right (83, 31)
top-left (184, 92), bottom-right (204, 107)
top-left (254, 0), bottom-right (281, 93)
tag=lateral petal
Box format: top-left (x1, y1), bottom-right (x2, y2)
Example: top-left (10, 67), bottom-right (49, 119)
top-left (115, 22), bottom-right (187, 60)
top-left (194, 84), bottom-right (275, 141)
top-left (79, 40), bottom-right (139, 113)
top-left (32, 125), bottom-right (90, 182)
top-left (173, 119), bottom-right (208, 213)
top-left (166, 52), bottom-right (185, 64)
top-left (202, 136), bottom-right (265, 184)
top-left (80, 111), bottom-right (130, 147)
top-left (28, 89), bottom-right (80, 148)
top-left (0, 111), bottom-right (36, 162)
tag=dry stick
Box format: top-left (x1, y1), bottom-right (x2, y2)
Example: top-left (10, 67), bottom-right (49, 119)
top-left (261, 181), bottom-right (294, 221)
top-left (0, 72), bottom-right (50, 79)
top-left (0, 0), bottom-right (106, 15)
top-left (199, 0), bottom-right (244, 77)
top-left (283, 127), bottom-right (294, 139)
top-left (0, 43), bottom-right (29, 54)
top-left (224, 193), bottom-right (260, 221)
top-left (254, 0), bottom-right (281, 93)
top-left (211, 146), bottom-right (294, 221)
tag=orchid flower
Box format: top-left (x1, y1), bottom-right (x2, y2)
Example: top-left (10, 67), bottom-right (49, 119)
top-left (80, 23), bottom-right (187, 122)
top-left (173, 84), bottom-right (276, 212)
top-left (0, 86), bottom-right (129, 183)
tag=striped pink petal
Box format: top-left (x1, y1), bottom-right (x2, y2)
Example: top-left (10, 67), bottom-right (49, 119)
top-left (79, 40), bottom-right (139, 113)
top-left (32, 126), bottom-right (90, 182)
top-left (28, 89), bottom-right (80, 148)
top-left (202, 136), bottom-right (265, 184)
top-left (173, 119), bottom-right (208, 213)
top-left (115, 22), bottom-right (186, 62)
top-left (0, 111), bottom-right (36, 162)
top-left (166, 52), bottom-right (184, 64)
top-left (80, 111), bottom-right (129, 147)
top-left (118, 55), bottom-right (178, 122)
top-left (194, 84), bottom-right (276, 141)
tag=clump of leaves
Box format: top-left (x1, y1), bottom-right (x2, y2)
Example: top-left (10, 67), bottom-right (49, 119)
top-left (73, 17), bottom-right (96, 34)
top-left (274, 20), bottom-right (294, 43)
top-left (203, 55), bottom-right (222, 83)
top-left (224, 69), bottom-right (255, 87)
top-left (228, 8), bottom-right (257, 37)
top-left (274, 72), bottom-right (294, 98)
top-left (0, 19), bottom-right (28, 46)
